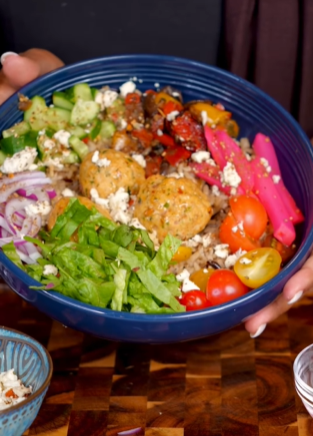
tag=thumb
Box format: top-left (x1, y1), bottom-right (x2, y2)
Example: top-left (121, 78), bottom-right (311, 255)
top-left (1, 48), bottom-right (64, 89)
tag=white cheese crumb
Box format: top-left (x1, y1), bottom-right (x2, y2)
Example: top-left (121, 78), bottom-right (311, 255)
top-left (191, 151), bottom-right (216, 166)
top-left (43, 139), bottom-right (55, 150)
top-left (131, 154), bottom-right (146, 168)
top-left (214, 243), bottom-right (230, 259)
top-left (128, 217), bottom-right (146, 230)
top-left (272, 174), bottom-right (281, 184)
top-left (154, 82), bottom-right (160, 88)
top-left (0, 369), bottom-right (32, 410)
top-left (176, 268), bottom-right (200, 292)
top-left (260, 157), bottom-right (272, 173)
top-left (211, 185), bottom-right (221, 196)
top-left (44, 157), bottom-right (64, 169)
top-left (91, 150), bottom-right (111, 167)
top-left (239, 257), bottom-right (252, 265)
top-left (62, 188), bottom-right (75, 197)
top-left (95, 89), bottom-right (118, 110)
top-left (157, 129), bottom-right (163, 136)
top-left (54, 130), bottom-right (71, 147)
top-left (119, 81), bottom-right (136, 97)
top-left (119, 119), bottom-right (128, 130)
top-left (0, 147), bottom-right (37, 174)
top-left (224, 249), bottom-right (247, 269)
top-left (166, 111), bottom-right (180, 122)
top-left (220, 162), bottom-right (241, 188)
top-left (25, 200), bottom-right (52, 218)
top-left (43, 264), bottom-right (58, 276)
top-left (91, 187), bottom-right (131, 224)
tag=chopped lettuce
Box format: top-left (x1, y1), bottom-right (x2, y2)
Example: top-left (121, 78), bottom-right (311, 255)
top-left (23, 198), bottom-right (185, 314)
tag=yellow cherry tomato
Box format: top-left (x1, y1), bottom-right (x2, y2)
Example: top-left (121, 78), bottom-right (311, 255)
top-left (234, 247), bottom-right (282, 289)
top-left (189, 267), bottom-right (215, 292)
top-left (172, 246), bottom-right (193, 263)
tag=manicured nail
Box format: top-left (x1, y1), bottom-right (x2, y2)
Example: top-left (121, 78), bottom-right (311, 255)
top-left (287, 290), bottom-right (303, 305)
top-left (0, 52), bottom-right (18, 65)
top-left (250, 323), bottom-right (266, 338)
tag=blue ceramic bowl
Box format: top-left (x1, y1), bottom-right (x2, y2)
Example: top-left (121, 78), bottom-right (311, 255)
top-left (0, 55), bottom-right (312, 344)
top-left (0, 327), bottom-right (53, 436)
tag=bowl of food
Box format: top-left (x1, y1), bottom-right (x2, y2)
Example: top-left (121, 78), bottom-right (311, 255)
top-left (293, 343), bottom-right (313, 417)
top-left (0, 326), bottom-right (53, 436)
top-left (0, 54), bottom-right (312, 343)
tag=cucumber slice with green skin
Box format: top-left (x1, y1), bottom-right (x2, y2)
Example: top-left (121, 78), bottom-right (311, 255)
top-left (60, 151), bottom-right (80, 164)
top-left (52, 92), bottom-right (74, 111)
top-left (45, 128), bottom-right (56, 138)
top-left (23, 96), bottom-right (48, 131)
top-left (46, 107), bottom-right (71, 131)
top-left (67, 83), bottom-right (93, 103)
top-left (91, 87), bottom-right (99, 100)
top-left (2, 121), bottom-right (30, 138)
top-left (99, 120), bottom-right (116, 139)
top-left (70, 100), bottom-right (100, 126)
top-left (0, 151), bottom-right (7, 165)
top-left (89, 119), bottom-right (102, 140)
top-left (67, 125), bottom-right (87, 139)
top-left (0, 131), bottom-right (38, 155)
top-left (69, 135), bottom-right (89, 160)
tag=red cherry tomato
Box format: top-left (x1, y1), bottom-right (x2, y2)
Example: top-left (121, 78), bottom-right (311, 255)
top-left (229, 195), bottom-right (268, 240)
top-left (219, 213), bottom-right (261, 253)
top-left (206, 269), bottom-right (249, 306)
top-left (179, 290), bottom-right (212, 311)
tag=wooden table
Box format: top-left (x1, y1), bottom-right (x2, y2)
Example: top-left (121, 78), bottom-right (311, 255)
top-left (1, 281), bottom-right (313, 436)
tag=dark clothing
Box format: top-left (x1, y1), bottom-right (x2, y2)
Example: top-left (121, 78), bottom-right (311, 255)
top-left (0, 0), bottom-right (222, 65)
top-left (0, 0), bottom-right (312, 135)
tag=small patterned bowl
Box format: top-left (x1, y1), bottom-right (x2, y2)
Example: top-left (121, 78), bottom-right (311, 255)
top-left (0, 326), bottom-right (53, 436)
top-left (293, 343), bottom-right (313, 417)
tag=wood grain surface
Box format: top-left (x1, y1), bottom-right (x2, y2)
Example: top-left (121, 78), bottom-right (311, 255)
top-left (1, 281), bottom-right (313, 436)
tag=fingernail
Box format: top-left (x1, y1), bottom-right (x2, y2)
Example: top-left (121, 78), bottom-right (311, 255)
top-left (0, 52), bottom-right (18, 65)
top-left (287, 290), bottom-right (303, 305)
top-left (250, 323), bottom-right (267, 338)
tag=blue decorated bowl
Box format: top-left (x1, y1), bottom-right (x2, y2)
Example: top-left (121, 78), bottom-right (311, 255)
top-left (0, 327), bottom-right (53, 436)
top-left (0, 55), bottom-right (312, 343)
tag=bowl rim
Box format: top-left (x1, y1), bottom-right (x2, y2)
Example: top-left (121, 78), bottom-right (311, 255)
top-left (0, 53), bottom-right (313, 322)
top-left (0, 326), bottom-right (53, 415)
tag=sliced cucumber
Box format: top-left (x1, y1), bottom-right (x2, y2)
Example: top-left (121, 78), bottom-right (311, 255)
top-left (89, 119), bottom-right (102, 140)
top-left (23, 96), bottom-right (48, 131)
top-left (66, 125), bottom-right (87, 139)
top-left (67, 83), bottom-right (93, 103)
top-left (46, 107), bottom-right (71, 131)
top-left (70, 100), bottom-right (100, 126)
top-left (69, 135), bottom-right (89, 160)
top-left (52, 91), bottom-right (74, 111)
top-left (0, 131), bottom-right (38, 155)
top-left (0, 150), bottom-right (7, 165)
top-left (91, 87), bottom-right (99, 100)
top-left (2, 121), bottom-right (30, 138)
top-left (99, 120), bottom-right (116, 139)
top-left (61, 151), bottom-right (80, 164)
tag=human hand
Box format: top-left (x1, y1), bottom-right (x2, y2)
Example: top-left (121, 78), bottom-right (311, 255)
top-left (245, 251), bottom-right (313, 337)
top-left (0, 49), bottom-right (64, 105)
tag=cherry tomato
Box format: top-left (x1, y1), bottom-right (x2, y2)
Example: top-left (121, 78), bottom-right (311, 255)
top-left (172, 246), bottom-right (193, 263)
top-left (131, 128), bottom-right (154, 148)
top-left (164, 145), bottom-right (192, 166)
top-left (229, 195), bottom-right (268, 240)
top-left (125, 92), bottom-right (141, 105)
top-left (206, 269), bottom-right (249, 306)
top-left (219, 213), bottom-right (261, 253)
top-left (180, 290), bottom-right (212, 311)
top-left (189, 267), bottom-right (215, 292)
top-left (234, 247), bottom-right (282, 288)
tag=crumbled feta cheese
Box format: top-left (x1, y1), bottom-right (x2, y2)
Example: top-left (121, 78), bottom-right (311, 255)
top-left (239, 257), bottom-right (252, 265)
top-left (28, 163), bottom-right (38, 171)
top-left (154, 82), bottom-right (160, 88)
top-left (90, 188), bottom-right (109, 207)
top-left (54, 130), bottom-right (71, 147)
top-left (43, 139), bottom-right (55, 150)
top-left (245, 153), bottom-right (252, 161)
top-left (129, 217), bottom-right (146, 230)
top-left (172, 91), bottom-right (180, 97)
top-left (176, 268), bottom-right (200, 292)
top-left (0, 147), bottom-right (37, 174)
top-left (131, 154), bottom-right (146, 168)
top-left (44, 157), bottom-right (64, 169)
top-left (119, 119), bottom-right (128, 130)
top-left (62, 188), bottom-right (75, 197)
top-left (272, 174), bottom-right (281, 184)
top-left (95, 89), bottom-right (118, 110)
top-left (191, 151), bottom-right (216, 166)
top-left (91, 150), bottom-right (111, 167)
top-left (0, 369), bottom-right (32, 411)
top-left (260, 157), bottom-right (272, 173)
top-left (38, 129), bottom-right (46, 136)
top-left (43, 264), bottom-right (58, 276)
top-left (214, 243), bottom-right (230, 259)
top-left (119, 81), bottom-right (136, 97)
top-left (202, 234), bottom-right (212, 248)
top-left (25, 200), bottom-right (52, 218)
top-left (224, 249), bottom-right (247, 269)
top-left (185, 234), bottom-right (203, 248)
top-left (91, 187), bottom-right (131, 224)
top-left (201, 110), bottom-right (208, 126)
top-left (220, 162), bottom-right (241, 188)
top-left (232, 221), bottom-right (244, 233)
top-left (166, 110), bottom-right (180, 122)
top-left (157, 129), bottom-right (163, 136)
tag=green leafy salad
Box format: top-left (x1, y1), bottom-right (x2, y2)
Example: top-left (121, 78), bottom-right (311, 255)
top-left (3, 198), bottom-right (185, 314)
